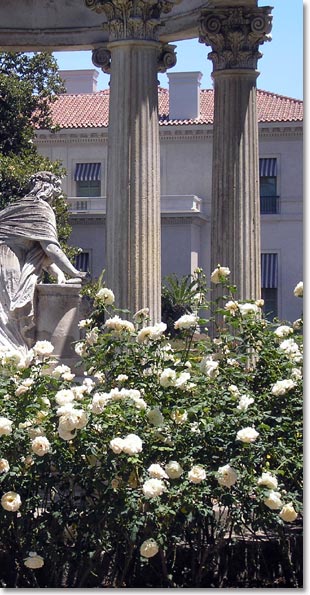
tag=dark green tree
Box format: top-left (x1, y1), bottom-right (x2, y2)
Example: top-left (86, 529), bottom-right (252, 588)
top-left (0, 52), bottom-right (72, 250)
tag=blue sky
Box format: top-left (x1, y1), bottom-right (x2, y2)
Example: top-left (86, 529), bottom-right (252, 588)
top-left (54, 0), bottom-right (303, 100)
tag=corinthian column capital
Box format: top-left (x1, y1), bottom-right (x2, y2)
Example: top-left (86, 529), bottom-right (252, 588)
top-left (85, 0), bottom-right (182, 42)
top-left (199, 6), bottom-right (273, 71)
top-left (157, 43), bottom-right (177, 73)
top-left (92, 45), bottom-right (112, 73)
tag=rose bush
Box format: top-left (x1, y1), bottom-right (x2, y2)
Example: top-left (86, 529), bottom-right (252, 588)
top-left (0, 271), bottom-right (303, 587)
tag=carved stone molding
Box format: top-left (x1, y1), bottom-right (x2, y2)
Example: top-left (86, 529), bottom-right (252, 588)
top-left (157, 43), bottom-right (177, 72)
top-left (199, 6), bottom-right (273, 71)
top-left (92, 45), bottom-right (111, 73)
top-left (85, 0), bottom-right (181, 41)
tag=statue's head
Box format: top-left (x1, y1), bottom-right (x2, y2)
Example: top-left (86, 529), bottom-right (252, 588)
top-left (27, 171), bottom-right (63, 203)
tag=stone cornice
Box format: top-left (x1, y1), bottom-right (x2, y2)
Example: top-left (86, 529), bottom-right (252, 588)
top-left (161, 214), bottom-right (207, 224)
top-left (199, 6), bottom-right (273, 71)
top-left (35, 123), bottom-right (302, 145)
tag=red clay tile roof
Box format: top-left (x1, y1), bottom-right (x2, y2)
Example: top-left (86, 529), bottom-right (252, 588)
top-left (48, 87), bottom-right (303, 129)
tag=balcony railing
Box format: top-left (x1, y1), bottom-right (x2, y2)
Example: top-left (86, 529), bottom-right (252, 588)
top-left (67, 195), bottom-right (202, 215)
top-left (260, 195), bottom-right (280, 214)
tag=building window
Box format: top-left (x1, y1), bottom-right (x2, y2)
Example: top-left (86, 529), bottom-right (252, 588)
top-left (74, 163), bottom-right (101, 197)
top-left (259, 158), bottom-right (279, 214)
top-left (261, 253), bottom-right (278, 320)
top-left (75, 251), bottom-right (90, 273)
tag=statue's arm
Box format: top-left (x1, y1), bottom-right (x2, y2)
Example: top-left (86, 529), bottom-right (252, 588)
top-left (44, 262), bottom-right (67, 284)
top-left (40, 241), bottom-right (86, 279)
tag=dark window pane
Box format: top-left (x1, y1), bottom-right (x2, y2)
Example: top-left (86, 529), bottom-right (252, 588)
top-left (262, 288), bottom-right (278, 321)
top-left (77, 180), bottom-right (101, 197)
top-left (260, 176), bottom-right (277, 197)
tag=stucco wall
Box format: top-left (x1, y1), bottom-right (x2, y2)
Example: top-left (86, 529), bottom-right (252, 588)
top-left (36, 121), bottom-right (303, 322)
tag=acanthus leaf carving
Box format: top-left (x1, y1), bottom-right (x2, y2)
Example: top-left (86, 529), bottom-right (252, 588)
top-left (85, 0), bottom-right (182, 41)
top-left (199, 6), bottom-right (273, 71)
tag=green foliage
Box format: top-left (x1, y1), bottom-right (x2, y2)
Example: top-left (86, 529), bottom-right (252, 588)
top-left (0, 273), bottom-right (303, 587)
top-left (0, 51), bottom-right (77, 261)
top-left (162, 268), bottom-right (208, 336)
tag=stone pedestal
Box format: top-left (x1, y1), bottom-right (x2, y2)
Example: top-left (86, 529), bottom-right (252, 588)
top-left (35, 284), bottom-right (82, 367)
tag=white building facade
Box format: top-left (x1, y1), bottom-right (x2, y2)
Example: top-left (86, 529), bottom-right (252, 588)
top-left (36, 70), bottom-right (303, 323)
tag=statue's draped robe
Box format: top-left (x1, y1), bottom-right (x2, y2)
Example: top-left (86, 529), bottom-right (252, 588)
top-left (0, 196), bottom-right (60, 352)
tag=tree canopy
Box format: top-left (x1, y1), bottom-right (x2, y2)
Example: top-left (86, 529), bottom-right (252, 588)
top-left (0, 51), bottom-right (72, 248)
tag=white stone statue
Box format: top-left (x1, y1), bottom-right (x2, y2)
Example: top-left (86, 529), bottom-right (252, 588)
top-left (0, 171), bottom-right (86, 353)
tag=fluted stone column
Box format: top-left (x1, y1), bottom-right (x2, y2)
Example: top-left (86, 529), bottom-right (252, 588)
top-left (199, 5), bottom-right (273, 300)
top-left (87, 0), bottom-right (179, 322)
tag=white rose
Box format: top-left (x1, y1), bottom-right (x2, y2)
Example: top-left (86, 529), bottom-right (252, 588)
top-left (174, 313), bottom-right (198, 330)
top-left (91, 392), bottom-right (111, 414)
top-left (188, 465), bottom-right (206, 484)
top-left (24, 552), bottom-right (44, 569)
top-left (109, 437), bottom-right (125, 454)
top-left (32, 340), bottom-right (54, 358)
top-left (228, 384), bottom-right (240, 396)
top-left (75, 342), bottom-right (86, 357)
top-left (82, 377), bottom-right (96, 394)
top-left (165, 461), bottom-right (184, 479)
top-left (137, 322), bottom-right (167, 343)
top-left (140, 538), bottom-right (159, 558)
top-left (271, 379), bottom-right (296, 396)
top-left (1, 491), bottom-right (22, 512)
top-left (142, 478), bottom-right (166, 498)
top-left (122, 434), bottom-right (143, 455)
top-left (1, 348), bottom-right (26, 368)
top-left (274, 325), bottom-right (293, 339)
top-left (116, 374), bottom-right (128, 383)
top-left (0, 458), bottom-right (9, 473)
top-left (58, 426), bottom-right (76, 441)
top-left (85, 328), bottom-right (99, 346)
top-left (293, 281), bottom-right (303, 297)
top-left (15, 378), bottom-right (34, 396)
top-left (175, 372), bottom-right (191, 389)
top-left (0, 416), bottom-right (13, 436)
top-left (217, 464), bottom-right (238, 488)
top-left (159, 368), bottom-right (177, 387)
top-left (96, 287), bottom-right (115, 305)
top-left (279, 339), bottom-right (300, 357)
top-left (211, 266), bottom-right (230, 284)
top-left (55, 389), bottom-right (75, 406)
top-left (291, 368), bottom-right (302, 381)
top-left (56, 403), bottom-right (75, 417)
top-left (257, 472), bottom-right (278, 490)
top-left (52, 364), bottom-right (72, 378)
top-left (237, 395), bottom-right (254, 411)
top-left (264, 490), bottom-right (283, 510)
top-left (238, 303), bottom-right (260, 318)
top-left (279, 503), bottom-right (298, 522)
top-left (133, 307), bottom-right (150, 322)
top-left (78, 318), bottom-right (92, 329)
top-left (293, 318), bottom-right (303, 330)
top-left (224, 300), bottom-right (239, 316)
top-left (200, 356), bottom-right (219, 378)
top-left (58, 409), bottom-right (87, 432)
top-left (148, 464), bottom-right (169, 480)
top-left (147, 408), bottom-right (164, 427)
top-left (104, 315), bottom-right (134, 333)
top-left (31, 436), bottom-right (51, 457)
top-left (171, 410), bottom-right (188, 425)
top-left (236, 427), bottom-right (259, 443)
